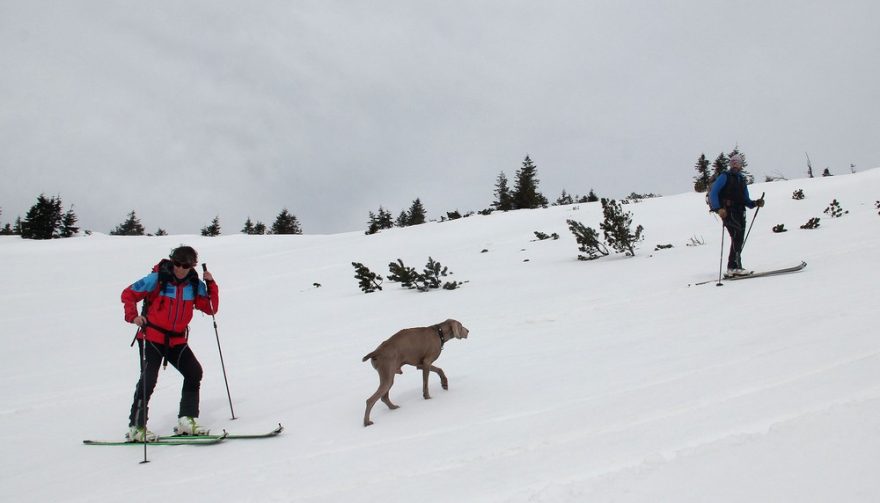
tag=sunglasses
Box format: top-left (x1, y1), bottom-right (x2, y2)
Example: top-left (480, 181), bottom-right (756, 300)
top-left (172, 260), bottom-right (195, 269)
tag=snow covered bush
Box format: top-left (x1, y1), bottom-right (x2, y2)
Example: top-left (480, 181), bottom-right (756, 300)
top-left (823, 199), bottom-right (848, 218)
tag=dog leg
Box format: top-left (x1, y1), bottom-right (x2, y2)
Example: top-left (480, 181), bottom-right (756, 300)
top-left (420, 363), bottom-right (432, 400)
top-left (430, 365), bottom-right (449, 390)
top-left (381, 390), bottom-right (399, 410)
top-left (364, 370), bottom-right (395, 427)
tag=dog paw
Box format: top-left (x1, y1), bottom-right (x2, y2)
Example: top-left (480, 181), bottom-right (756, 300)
top-left (364, 420), bottom-right (374, 427)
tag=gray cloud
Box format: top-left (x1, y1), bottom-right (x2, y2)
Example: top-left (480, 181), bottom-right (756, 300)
top-left (2, 1), bottom-right (878, 234)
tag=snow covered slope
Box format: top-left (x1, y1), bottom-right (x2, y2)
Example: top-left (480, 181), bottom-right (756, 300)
top-left (1, 169), bottom-right (878, 502)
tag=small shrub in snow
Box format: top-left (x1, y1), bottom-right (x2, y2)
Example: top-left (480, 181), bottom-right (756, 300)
top-left (686, 235), bottom-right (705, 247)
top-left (599, 198), bottom-right (644, 257)
top-left (823, 199), bottom-right (848, 218)
top-left (772, 224), bottom-right (787, 233)
top-left (387, 259), bottom-right (420, 288)
top-left (533, 231), bottom-right (559, 241)
top-left (566, 219), bottom-right (609, 260)
top-left (387, 257), bottom-right (461, 292)
top-left (352, 262), bottom-right (383, 293)
top-left (800, 217), bottom-right (821, 230)
top-left (792, 189), bottom-right (805, 200)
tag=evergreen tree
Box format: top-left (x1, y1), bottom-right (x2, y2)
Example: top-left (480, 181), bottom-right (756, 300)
top-left (0, 208), bottom-right (11, 235)
top-left (512, 155), bottom-right (548, 209)
top-left (693, 154), bottom-right (711, 192)
top-left (241, 217), bottom-right (266, 235)
top-left (492, 172), bottom-right (514, 211)
top-left (418, 257), bottom-right (452, 291)
top-left (555, 189), bottom-right (574, 206)
top-left (366, 211), bottom-right (380, 235)
top-left (585, 189), bottom-right (599, 202)
top-left (406, 198), bottom-right (426, 225)
top-left (155, 228), bottom-right (168, 236)
top-left (387, 257), bottom-right (459, 291)
top-left (366, 206), bottom-right (395, 235)
top-left (110, 210), bottom-right (146, 236)
top-left (59, 206), bottom-right (79, 238)
top-left (201, 216), bottom-right (221, 236)
top-left (599, 198), bottom-right (644, 256)
top-left (395, 210), bottom-right (409, 228)
top-left (13, 217), bottom-right (22, 235)
top-left (271, 208), bottom-right (302, 234)
top-left (387, 259), bottom-right (419, 288)
top-left (352, 262), bottom-right (383, 293)
top-left (711, 153), bottom-right (728, 179)
top-left (377, 206), bottom-right (394, 229)
top-left (566, 219), bottom-right (609, 260)
top-left (20, 194), bottom-right (63, 240)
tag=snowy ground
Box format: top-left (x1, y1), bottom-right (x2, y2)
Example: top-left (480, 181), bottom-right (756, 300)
top-left (1, 169), bottom-right (878, 502)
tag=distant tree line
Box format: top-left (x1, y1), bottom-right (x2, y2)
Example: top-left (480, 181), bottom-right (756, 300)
top-left (365, 155), bottom-right (602, 235)
top-left (9, 148), bottom-right (852, 240)
top-left (365, 198), bottom-right (427, 235)
top-left (0, 154), bottom-right (618, 239)
top-left (1, 194), bottom-right (78, 239)
top-left (3, 194), bottom-right (304, 239)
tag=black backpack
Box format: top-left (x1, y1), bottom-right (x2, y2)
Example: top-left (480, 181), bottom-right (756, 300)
top-left (143, 259), bottom-right (201, 314)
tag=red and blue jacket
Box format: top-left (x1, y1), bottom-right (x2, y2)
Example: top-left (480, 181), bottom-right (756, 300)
top-left (121, 261), bottom-right (219, 347)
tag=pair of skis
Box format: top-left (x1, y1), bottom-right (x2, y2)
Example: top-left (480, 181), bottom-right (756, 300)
top-left (690, 261), bottom-right (806, 287)
top-left (83, 423), bottom-right (283, 446)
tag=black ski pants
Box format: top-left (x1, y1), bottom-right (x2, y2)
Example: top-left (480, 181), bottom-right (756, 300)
top-left (128, 339), bottom-right (203, 427)
top-left (722, 209), bottom-right (747, 270)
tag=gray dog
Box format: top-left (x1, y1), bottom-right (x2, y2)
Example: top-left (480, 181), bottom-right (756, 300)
top-left (362, 319), bottom-right (469, 426)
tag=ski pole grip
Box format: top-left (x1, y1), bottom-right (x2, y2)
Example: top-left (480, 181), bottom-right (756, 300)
top-left (202, 263), bottom-right (207, 272)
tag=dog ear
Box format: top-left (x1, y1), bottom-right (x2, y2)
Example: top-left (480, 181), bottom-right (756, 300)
top-left (450, 319), bottom-right (462, 339)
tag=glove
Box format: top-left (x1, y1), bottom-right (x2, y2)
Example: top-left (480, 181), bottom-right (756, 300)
top-left (717, 208), bottom-right (728, 219)
top-left (755, 199), bottom-right (765, 208)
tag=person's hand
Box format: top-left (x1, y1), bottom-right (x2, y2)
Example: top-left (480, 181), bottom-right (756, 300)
top-left (755, 198), bottom-right (765, 208)
top-left (717, 208), bottom-right (728, 219)
top-left (203, 271), bottom-right (214, 282)
top-left (132, 316), bottom-right (146, 327)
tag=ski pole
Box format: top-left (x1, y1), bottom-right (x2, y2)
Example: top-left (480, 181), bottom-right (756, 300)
top-left (136, 328), bottom-right (150, 464)
top-left (742, 192), bottom-right (765, 250)
top-left (716, 218), bottom-right (725, 287)
top-left (203, 263), bottom-right (236, 420)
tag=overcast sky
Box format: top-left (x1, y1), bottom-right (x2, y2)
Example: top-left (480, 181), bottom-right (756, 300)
top-left (2, 1), bottom-right (878, 234)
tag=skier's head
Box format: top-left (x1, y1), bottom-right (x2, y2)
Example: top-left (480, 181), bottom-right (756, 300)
top-left (169, 245), bottom-right (198, 269)
top-left (729, 153), bottom-right (745, 170)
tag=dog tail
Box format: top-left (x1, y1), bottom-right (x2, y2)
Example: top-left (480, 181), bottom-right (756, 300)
top-left (362, 351), bottom-right (377, 362)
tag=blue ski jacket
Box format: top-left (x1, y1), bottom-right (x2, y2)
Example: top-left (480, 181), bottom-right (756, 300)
top-left (709, 171), bottom-right (756, 212)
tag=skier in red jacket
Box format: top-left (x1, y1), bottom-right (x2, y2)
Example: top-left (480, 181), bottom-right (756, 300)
top-left (121, 245), bottom-right (219, 441)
